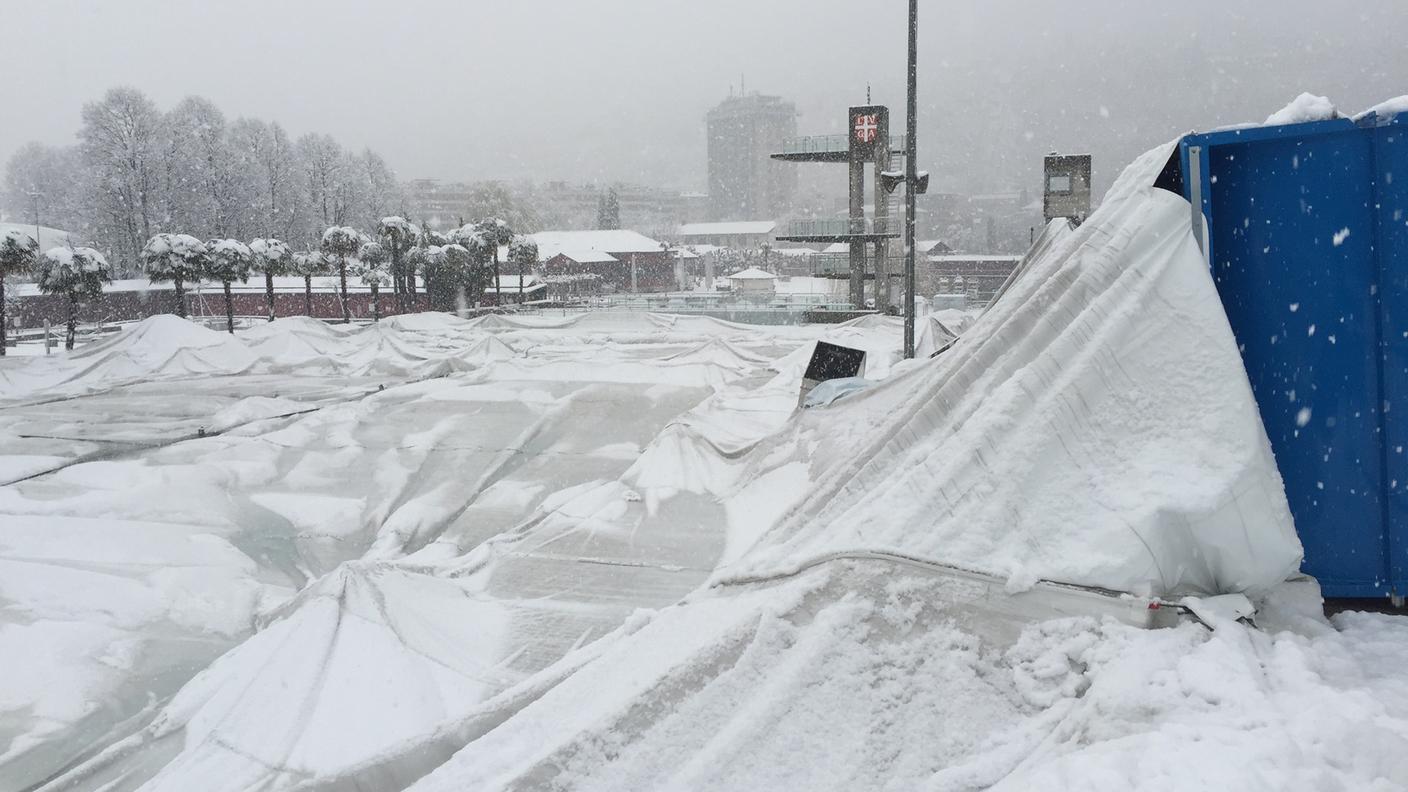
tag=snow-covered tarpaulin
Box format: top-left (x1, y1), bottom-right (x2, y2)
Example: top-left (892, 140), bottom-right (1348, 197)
top-left (718, 139), bottom-right (1303, 598)
top-left (8, 139), bottom-right (1396, 792)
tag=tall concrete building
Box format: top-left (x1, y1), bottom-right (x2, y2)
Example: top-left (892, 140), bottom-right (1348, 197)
top-left (706, 93), bottom-right (798, 222)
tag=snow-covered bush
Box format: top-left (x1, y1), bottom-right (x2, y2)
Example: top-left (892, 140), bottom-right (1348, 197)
top-left (422, 243), bottom-right (481, 313)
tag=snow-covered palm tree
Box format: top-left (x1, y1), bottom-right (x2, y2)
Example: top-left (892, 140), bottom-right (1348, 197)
top-left (473, 218), bottom-right (513, 305)
top-left (354, 241), bottom-right (390, 322)
top-left (321, 226), bottom-right (361, 323)
top-left (0, 230), bottom-right (39, 356)
top-left (249, 238), bottom-right (291, 322)
top-left (377, 217), bottom-right (419, 307)
top-left (36, 246), bottom-right (111, 350)
top-left (290, 251), bottom-right (332, 317)
top-left (507, 235), bottom-right (538, 305)
top-left (140, 233), bottom-right (207, 318)
top-left (204, 239), bottom-right (253, 333)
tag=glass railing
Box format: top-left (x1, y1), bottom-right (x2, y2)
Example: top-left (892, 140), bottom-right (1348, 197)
top-left (784, 218), bottom-right (894, 237)
top-left (810, 254), bottom-right (851, 276)
top-left (778, 134), bottom-right (907, 155)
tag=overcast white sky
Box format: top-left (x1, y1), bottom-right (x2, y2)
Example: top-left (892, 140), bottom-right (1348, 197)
top-left (1, 0), bottom-right (1404, 193)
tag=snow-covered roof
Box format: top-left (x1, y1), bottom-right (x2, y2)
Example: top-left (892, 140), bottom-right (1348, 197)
top-left (0, 222), bottom-right (71, 252)
top-left (548, 249), bottom-right (618, 264)
top-left (821, 242), bottom-right (849, 254)
top-left (768, 247), bottom-right (817, 257)
top-left (726, 267), bottom-right (779, 280)
top-left (531, 230), bottom-right (665, 258)
top-left (677, 221), bottom-right (776, 237)
top-left (928, 254), bottom-right (1023, 263)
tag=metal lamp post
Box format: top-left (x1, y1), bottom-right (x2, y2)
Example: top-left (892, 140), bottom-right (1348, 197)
top-left (902, 0), bottom-right (919, 358)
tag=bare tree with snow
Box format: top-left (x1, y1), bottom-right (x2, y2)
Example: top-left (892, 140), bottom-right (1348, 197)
top-left (230, 119), bottom-right (300, 243)
top-left (36, 246), bottom-right (111, 350)
top-left (0, 230), bottom-right (40, 356)
top-left (78, 87), bottom-right (163, 270)
top-left (3, 144), bottom-right (85, 242)
top-left (140, 233), bottom-right (208, 318)
top-left (204, 239), bottom-right (253, 333)
top-left (163, 97), bottom-right (242, 238)
top-left (359, 151), bottom-right (403, 230)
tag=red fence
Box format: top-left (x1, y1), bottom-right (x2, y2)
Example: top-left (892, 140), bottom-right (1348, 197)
top-left (7, 288), bottom-right (432, 330)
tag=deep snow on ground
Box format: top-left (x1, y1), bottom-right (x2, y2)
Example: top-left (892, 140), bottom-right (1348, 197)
top-left (3, 148), bottom-right (1408, 792)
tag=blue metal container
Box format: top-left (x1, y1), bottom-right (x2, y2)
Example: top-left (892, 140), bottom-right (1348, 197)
top-left (1178, 107), bottom-right (1407, 598)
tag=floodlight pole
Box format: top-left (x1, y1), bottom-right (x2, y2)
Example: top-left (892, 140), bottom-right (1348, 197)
top-left (902, 0), bottom-right (919, 359)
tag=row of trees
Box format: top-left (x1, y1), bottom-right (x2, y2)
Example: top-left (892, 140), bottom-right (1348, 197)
top-left (1, 230), bottom-right (112, 352)
top-left (0, 215), bottom-right (541, 353)
top-left (3, 87), bottom-right (404, 275)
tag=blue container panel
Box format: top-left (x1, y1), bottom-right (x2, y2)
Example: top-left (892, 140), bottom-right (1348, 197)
top-left (1185, 122), bottom-right (1392, 596)
top-left (1374, 117), bottom-right (1408, 590)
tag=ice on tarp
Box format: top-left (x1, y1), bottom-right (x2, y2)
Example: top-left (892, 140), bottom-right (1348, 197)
top-left (719, 139), bottom-right (1302, 599)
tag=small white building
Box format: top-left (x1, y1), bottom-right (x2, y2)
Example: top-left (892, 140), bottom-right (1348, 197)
top-left (725, 267), bottom-right (779, 294)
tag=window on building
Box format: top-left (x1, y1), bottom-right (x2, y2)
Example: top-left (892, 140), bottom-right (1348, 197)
top-left (1047, 174), bottom-right (1073, 194)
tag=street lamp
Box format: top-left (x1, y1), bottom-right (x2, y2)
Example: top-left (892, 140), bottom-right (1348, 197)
top-left (878, 2), bottom-right (927, 357)
top-left (903, 0), bottom-right (920, 358)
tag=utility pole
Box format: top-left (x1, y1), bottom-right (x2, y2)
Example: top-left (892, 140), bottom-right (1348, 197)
top-left (903, 0), bottom-right (919, 358)
top-left (28, 192), bottom-right (43, 250)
